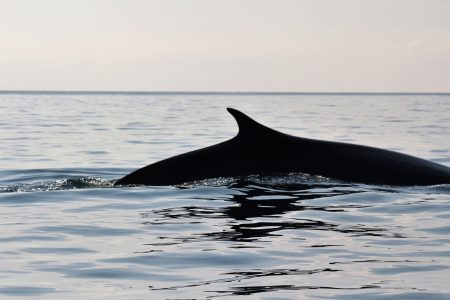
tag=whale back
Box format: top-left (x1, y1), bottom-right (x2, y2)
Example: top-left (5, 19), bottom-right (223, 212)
top-left (115, 108), bottom-right (450, 186)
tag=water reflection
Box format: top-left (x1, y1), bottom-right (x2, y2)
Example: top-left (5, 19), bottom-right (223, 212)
top-left (144, 179), bottom-right (396, 244)
top-left (130, 178), bottom-right (442, 297)
top-left (0, 175), bottom-right (448, 299)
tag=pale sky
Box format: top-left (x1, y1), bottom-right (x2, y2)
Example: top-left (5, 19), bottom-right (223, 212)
top-left (1, 0), bottom-right (450, 92)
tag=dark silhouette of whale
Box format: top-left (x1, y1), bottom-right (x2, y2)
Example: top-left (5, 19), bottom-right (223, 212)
top-left (115, 108), bottom-right (450, 186)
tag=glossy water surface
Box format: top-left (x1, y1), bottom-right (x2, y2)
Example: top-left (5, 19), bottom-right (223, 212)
top-left (0, 93), bottom-right (449, 299)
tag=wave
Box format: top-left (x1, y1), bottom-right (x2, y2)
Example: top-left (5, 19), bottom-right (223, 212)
top-left (1, 168), bottom-right (449, 194)
top-left (0, 177), bottom-right (114, 193)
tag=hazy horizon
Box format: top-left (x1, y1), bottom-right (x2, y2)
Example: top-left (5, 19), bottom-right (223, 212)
top-left (1, 0), bottom-right (450, 92)
top-left (1, 90), bottom-right (450, 95)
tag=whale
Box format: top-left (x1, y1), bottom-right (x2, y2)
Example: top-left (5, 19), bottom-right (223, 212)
top-left (115, 108), bottom-right (450, 186)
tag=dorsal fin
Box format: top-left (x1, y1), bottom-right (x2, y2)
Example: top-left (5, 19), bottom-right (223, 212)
top-left (227, 107), bottom-right (281, 139)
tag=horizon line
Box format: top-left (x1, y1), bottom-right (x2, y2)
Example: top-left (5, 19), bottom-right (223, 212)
top-left (0, 90), bottom-right (449, 96)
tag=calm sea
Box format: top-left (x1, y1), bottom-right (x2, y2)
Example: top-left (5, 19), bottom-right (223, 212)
top-left (0, 92), bottom-right (449, 299)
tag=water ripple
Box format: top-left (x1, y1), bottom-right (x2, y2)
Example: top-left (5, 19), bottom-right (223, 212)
top-left (0, 94), bottom-right (449, 299)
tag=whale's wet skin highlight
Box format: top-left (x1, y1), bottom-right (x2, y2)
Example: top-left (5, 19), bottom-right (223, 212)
top-left (0, 93), bottom-right (449, 299)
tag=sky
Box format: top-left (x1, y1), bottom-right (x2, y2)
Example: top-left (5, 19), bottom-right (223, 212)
top-left (1, 0), bottom-right (450, 92)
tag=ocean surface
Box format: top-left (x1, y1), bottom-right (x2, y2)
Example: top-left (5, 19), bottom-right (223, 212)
top-left (0, 92), bottom-right (449, 300)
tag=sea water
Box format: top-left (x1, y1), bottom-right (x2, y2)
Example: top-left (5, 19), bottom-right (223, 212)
top-left (0, 92), bottom-right (449, 299)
